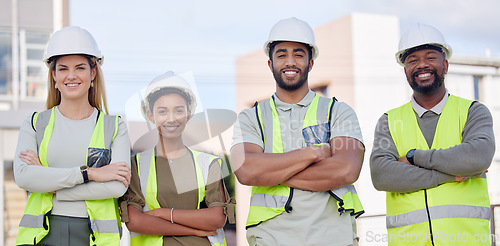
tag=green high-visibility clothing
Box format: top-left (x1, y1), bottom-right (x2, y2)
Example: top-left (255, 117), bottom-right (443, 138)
top-left (247, 93), bottom-right (364, 228)
top-left (386, 95), bottom-right (490, 245)
top-left (16, 107), bottom-right (121, 246)
top-left (130, 148), bottom-right (227, 246)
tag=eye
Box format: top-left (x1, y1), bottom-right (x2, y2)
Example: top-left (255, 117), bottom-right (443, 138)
top-left (407, 58), bottom-right (417, 64)
top-left (295, 53), bottom-right (304, 57)
top-left (58, 67), bottom-right (67, 71)
top-left (157, 109), bottom-right (167, 115)
top-left (175, 109), bottom-right (185, 114)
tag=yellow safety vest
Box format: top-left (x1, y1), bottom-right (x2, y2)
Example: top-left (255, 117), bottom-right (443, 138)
top-left (247, 93), bottom-right (364, 228)
top-left (130, 147), bottom-right (227, 246)
top-left (16, 107), bottom-right (122, 246)
top-left (386, 95), bottom-right (490, 246)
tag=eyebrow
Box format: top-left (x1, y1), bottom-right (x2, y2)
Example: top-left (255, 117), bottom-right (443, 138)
top-left (56, 63), bottom-right (88, 67)
top-left (275, 48), bottom-right (307, 54)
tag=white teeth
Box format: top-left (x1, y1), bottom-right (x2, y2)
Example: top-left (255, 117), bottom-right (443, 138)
top-left (417, 73), bottom-right (431, 78)
top-left (66, 83), bottom-right (79, 87)
top-left (285, 71), bottom-right (297, 75)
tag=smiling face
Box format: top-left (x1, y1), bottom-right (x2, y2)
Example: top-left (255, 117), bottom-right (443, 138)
top-left (403, 48), bottom-right (448, 95)
top-left (147, 93), bottom-right (190, 140)
top-left (51, 55), bottom-right (96, 102)
top-left (268, 41), bottom-right (313, 91)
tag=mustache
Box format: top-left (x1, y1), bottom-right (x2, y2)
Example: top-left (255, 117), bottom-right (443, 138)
top-left (280, 66), bottom-right (302, 73)
top-left (412, 68), bottom-right (436, 78)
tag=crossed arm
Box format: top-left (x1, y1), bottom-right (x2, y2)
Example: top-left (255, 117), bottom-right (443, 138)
top-left (230, 136), bottom-right (364, 191)
top-left (125, 205), bottom-right (222, 237)
top-left (370, 104), bottom-right (494, 193)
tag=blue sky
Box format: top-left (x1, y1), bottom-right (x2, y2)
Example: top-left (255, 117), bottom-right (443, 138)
top-left (70, 0), bottom-right (500, 115)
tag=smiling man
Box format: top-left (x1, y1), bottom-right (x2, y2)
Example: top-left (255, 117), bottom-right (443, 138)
top-left (231, 17), bottom-right (365, 246)
top-left (370, 24), bottom-right (495, 245)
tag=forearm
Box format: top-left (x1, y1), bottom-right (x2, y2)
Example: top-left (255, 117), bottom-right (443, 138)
top-left (370, 114), bottom-right (454, 193)
top-left (283, 137), bottom-right (364, 191)
top-left (414, 103), bottom-right (495, 177)
top-left (231, 143), bottom-right (319, 186)
top-left (126, 206), bottom-right (210, 236)
top-left (14, 164), bottom-right (82, 192)
top-left (371, 156), bottom-right (454, 193)
top-left (56, 180), bottom-right (127, 201)
top-left (148, 207), bottom-right (225, 231)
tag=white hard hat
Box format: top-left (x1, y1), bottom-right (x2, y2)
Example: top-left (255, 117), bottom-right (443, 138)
top-left (396, 23), bottom-right (452, 66)
top-left (140, 71), bottom-right (197, 121)
top-left (43, 26), bottom-right (103, 67)
top-left (264, 17), bottom-right (319, 60)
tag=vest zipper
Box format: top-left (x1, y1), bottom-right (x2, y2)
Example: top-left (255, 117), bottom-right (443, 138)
top-left (423, 189), bottom-right (435, 246)
top-left (284, 188), bottom-right (294, 212)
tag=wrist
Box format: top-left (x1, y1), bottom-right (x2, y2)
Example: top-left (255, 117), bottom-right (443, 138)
top-left (406, 149), bottom-right (416, 165)
top-left (80, 165), bottom-right (90, 183)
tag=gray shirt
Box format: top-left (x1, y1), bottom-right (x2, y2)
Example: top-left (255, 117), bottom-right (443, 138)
top-left (370, 93), bottom-right (495, 193)
top-left (14, 107), bottom-right (131, 217)
top-left (232, 90), bottom-right (363, 246)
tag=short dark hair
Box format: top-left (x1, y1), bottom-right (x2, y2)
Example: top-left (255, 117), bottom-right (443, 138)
top-left (147, 87), bottom-right (191, 113)
top-left (268, 41), bottom-right (313, 61)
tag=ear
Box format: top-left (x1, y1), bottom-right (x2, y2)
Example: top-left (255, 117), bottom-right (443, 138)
top-left (147, 110), bottom-right (155, 124)
top-left (91, 67), bottom-right (97, 81)
top-left (308, 59), bottom-right (314, 72)
top-left (443, 59), bottom-right (449, 74)
top-left (51, 69), bottom-right (57, 80)
top-left (186, 110), bottom-right (192, 122)
top-left (268, 59), bottom-right (273, 71)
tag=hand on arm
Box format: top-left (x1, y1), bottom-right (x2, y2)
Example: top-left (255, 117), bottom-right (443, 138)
top-left (410, 103), bottom-right (494, 177)
top-left (397, 155), bottom-right (469, 183)
top-left (87, 162), bottom-right (131, 187)
top-left (282, 137), bottom-right (364, 191)
top-left (230, 142), bottom-right (331, 187)
top-left (126, 205), bottom-right (217, 237)
top-left (370, 114), bottom-right (455, 193)
top-left (145, 206), bottom-right (225, 231)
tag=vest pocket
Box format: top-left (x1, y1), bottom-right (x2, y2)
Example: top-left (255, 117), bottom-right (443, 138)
top-left (302, 123), bottom-right (330, 146)
top-left (87, 148), bottom-right (111, 168)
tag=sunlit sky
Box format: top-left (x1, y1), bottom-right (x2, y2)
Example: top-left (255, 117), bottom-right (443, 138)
top-left (70, 0), bottom-right (500, 115)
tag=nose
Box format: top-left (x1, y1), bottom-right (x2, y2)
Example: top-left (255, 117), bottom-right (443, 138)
top-left (284, 55), bottom-right (297, 67)
top-left (165, 111), bottom-right (176, 123)
top-left (415, 58), bottom-right (430, 69)
top-left (67, 69), bottom-right (77, 80)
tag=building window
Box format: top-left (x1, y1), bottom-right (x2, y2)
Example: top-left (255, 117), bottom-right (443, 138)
top-left (473, 75), bottom-right (482, 101)
top-left (0, 30), bottom-right (12, 96)
top-left (20, 30), bottom-right (50, 99)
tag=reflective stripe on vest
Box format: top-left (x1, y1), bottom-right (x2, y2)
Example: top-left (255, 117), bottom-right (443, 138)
top-left (247, 93), bottom-right (364, 228)
top-left (16, 107), bottom-right (121, 246)
top-left (386, 95), bottom-right (490, 245)
top-left (130, 148), bottom-right (227, 246)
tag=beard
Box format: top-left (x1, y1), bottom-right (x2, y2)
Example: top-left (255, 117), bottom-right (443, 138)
top-left (272, 64), bottom-right (310, 91)
top-left (409, 68), bottom-right (445, 94)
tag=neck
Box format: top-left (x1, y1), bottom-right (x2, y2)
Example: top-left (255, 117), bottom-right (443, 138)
top-left (413, 87), bottom-right (446, 110)
top-left (156, 135), bottom-right (187, 159)
top-left (275, 84), bottom-right (309, 104)
top-left (57, 99), bottom-right (94, 120)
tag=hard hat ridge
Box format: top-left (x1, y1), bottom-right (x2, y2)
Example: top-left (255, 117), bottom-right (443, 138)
top-left (264, 17), bottom-right (319, 60)
top-left (395, 23), bottom-right (452, 66)
top-left (140, 71), bottom-right (197, 121)
top-left (44, 26), bottom-right (103, 67)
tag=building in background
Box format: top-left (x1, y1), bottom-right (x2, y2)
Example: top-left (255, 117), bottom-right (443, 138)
top-left (234, 13), bottom-right (500, 246)
top-left (0, 0), bottom-right (68, 245)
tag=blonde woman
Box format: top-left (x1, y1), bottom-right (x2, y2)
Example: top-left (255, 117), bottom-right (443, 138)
top-left (14, 26), bottom-right (131, 246)
top-left (121, 71), bottom-right (235, 246)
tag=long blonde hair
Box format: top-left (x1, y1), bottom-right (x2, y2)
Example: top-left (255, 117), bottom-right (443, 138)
top-left (46, 55), bottom-right (109, 114)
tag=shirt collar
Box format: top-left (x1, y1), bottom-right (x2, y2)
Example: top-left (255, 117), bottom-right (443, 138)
top-left (273, 89), bottom-right (316, 110)
top-left (411, 89), bottom-right (449, 117)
